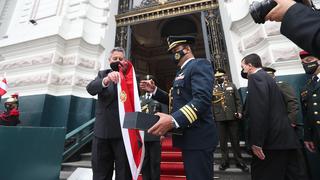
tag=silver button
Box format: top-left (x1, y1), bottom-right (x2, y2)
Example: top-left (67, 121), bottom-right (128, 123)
top-left (314, 111), bottom-right (319, 115)
top-left (314, 103), bottom-right (318, 106)
top-left (313, 94), bottom-right (317, 97)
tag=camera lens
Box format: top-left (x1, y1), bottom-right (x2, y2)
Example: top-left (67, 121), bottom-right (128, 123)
top-left (249, 0), bottom-right (278, 24)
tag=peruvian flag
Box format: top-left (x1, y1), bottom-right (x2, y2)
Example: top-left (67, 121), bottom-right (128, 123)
top-left (117, 60), bottom-right (144, 180)
top-left (0, 78), bottom-right (8, 96)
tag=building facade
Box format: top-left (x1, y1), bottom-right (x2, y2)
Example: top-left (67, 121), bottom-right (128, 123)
top-left (0, 0), bottom-right (313, 129)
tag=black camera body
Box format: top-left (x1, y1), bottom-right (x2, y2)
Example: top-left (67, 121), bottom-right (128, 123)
top-left (249, 0), bottom-right (304, 24)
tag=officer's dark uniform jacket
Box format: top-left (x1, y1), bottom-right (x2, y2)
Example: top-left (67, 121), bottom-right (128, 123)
top-left (153, 58), bottom-right (218, 150)
top-left (213, 82), bottom-right (242, 121)
top-left (277, 81), bottom-right (299, 125)
top-left (300, 77), bottom-right (320, 148)
top-left (140, 94), bottom-right (167, 141)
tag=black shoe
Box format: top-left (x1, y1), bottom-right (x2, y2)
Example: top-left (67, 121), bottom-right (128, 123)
top-left (219, 163), bottom-right (230, 171)
top-left (236, 162), bottom-right (249, 172)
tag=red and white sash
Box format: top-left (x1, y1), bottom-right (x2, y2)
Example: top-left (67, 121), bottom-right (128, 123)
top-left (117, 61), bottom-right (144, 180)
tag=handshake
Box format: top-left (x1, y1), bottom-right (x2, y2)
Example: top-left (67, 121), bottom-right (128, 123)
top-left (249, 0), bottom-right (317, 23)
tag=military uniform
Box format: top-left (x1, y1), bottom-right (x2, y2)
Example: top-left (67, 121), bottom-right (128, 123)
top-left (212, 70), bottom-right (248, 171)
top-left (0, 95), bottom-right (20, 126)
top-left (300, 77), bottom-right (320, 151)
top-left (152, 36), bottom-right (218, 180)
top-left (140, 91), bottom-right (168, 180)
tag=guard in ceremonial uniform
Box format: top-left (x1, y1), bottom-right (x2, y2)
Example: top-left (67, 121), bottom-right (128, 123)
top-left (139, 35), bottom-right (218, 180)
top-left (140, 75), bottom-right (167, 180)
top-left (212, 69), bottom-right (248, 172)
top-left (299, 51), bottom-right (320, 153)
top-left (0, 94), bottom-right (20, 126)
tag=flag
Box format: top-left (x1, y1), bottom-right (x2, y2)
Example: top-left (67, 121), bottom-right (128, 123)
top-left (117, 60), bottom-right (144, 180)
top-left (0, 78), bottom-right (8, 96)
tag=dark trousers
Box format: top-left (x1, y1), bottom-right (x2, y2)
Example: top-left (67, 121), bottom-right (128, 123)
top-left (142, 141), bottom-right (161, 180)
top-left (182, 148), bottom-right (214, 180)
top-left (251, 149), bottom-right (309, 180)
top-left (91, 136), bottom-right (132, 180)
top-left (217, 120), bottom-right (243, 164)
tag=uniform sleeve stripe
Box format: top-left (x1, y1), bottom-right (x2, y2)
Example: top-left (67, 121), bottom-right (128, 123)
top-left (182, 106), bottom-right (196, 121)
top-left (180, 108), bottom-right (193, 123)
top-left (185, 105), bottom-right (197, 120)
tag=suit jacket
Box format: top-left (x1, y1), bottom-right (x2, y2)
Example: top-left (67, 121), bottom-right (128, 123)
top-left (140, 94), bottom-right (168, 141)
top-left (153, 58), bottom-right (218, 150)
top-left (86, 69), bottom-right (122, 139)
top-left (281, 3), bottom-right (320, 58)
top-left (300, 77), bottom-right (320, 147)
top-left (213, 82), bottom-right (242, 121)
top-left (247, 69), bottom-right (300, 149)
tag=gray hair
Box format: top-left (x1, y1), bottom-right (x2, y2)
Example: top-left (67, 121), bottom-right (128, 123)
top-left (109, 47), bottom-right (125, 57)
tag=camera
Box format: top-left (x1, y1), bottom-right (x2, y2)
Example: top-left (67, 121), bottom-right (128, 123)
top-left (249, 0), bottom-right (307, 24)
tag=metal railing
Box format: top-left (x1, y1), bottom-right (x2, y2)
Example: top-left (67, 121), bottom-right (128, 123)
top-left (63, 118), bottom-right (95, 161)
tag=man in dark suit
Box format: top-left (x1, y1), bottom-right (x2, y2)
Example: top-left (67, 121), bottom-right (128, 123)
top-left (212, 69), bottom-right (248, 172)
top-left (265, 0), bottom-right (320, 58)
top-left (139, 35), bottom-right (218, 180)
top-left (86, 47), bottom-right (132, 180)
top-left (241, 53), bottom-right (307, 180)
top-left (139, 75), bottom-right (167, 180)
top-left (262, 67), bottom-right (300, 126)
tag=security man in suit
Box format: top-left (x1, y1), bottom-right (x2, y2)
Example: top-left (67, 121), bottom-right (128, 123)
top-left (299, 50), bottom-right (320, 153)
top-left (140, 74), bottom-right (167, 180)
top-left (139, 35), bottom-right (218, 180)
top-left (264, 66), bottom-right (311, 178)
top-left (262, 67), bottom-right (300, 126)
top-left (212, 68), bottom-right (249, 172)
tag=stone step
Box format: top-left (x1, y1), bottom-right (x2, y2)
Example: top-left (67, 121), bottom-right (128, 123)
top-left (80, 152), bottom-right (91, 161)
top-left (60, 170), bottom-right (73, 180)
top-left (61, 160), bottom-right (250, 174)
top-left (62, 160), bottom-right (91, 172)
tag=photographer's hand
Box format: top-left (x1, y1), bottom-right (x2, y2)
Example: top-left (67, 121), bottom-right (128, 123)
top-left (265, 0), bottom-right (296, 21)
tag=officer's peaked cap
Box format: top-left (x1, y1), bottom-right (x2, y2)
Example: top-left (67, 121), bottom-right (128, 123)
top-left (5, 97), bottom-right (18, 104)
top-left (214, 68), bottom-right (226, 77)
top-left (262, 66), bottom-right (276, 74)
top-left (167, 35), bottom-right (195, 51)
top-left (299, 50), bottom-right (311, 59)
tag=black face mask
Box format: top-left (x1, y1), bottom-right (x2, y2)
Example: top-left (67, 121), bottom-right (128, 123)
top-left (303, 61), bottom-right (319, 74)
top-left (241, 69), bottom-right (248, 79)
top-left (171, 49), bottom-right (186, 64)
top-left (110, 61), bottom-right (121, 71)
top-left (217, 77), bottom-right (224, 84)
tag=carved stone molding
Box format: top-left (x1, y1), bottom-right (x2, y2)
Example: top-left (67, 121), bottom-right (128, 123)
top-left (78, 57), bottom-right (96, 69)
top-left (9, 73), bottom-right (49, 87)
top-left (50, 74), bottom-right (73, 86)
top-left (242, 28), bottom-right (265, 50)
top-left (54, 55), bottom-right (76, 66)
top-left (272, 47), bottom-right (299, 62)
top-left (0, 53), bottom-right (53, 71)
top-left (74, 76), bottom-right (92, 87)
top-left (260, 51), bottom-right (272, 67)
top-left (264, 22), bottom-right (281, 37)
